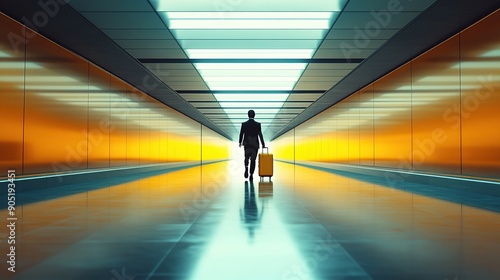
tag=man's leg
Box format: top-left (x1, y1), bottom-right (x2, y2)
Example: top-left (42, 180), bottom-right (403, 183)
top-left (249, 147), bottom-right (258, 180)
top-left (244, 148), bottom-right (251, 178)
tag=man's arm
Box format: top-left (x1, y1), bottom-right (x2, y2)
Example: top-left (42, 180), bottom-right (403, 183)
top-left (258, 123), bottom-right (265, 147)
top-left (239, 123), bottom-right (244, 147)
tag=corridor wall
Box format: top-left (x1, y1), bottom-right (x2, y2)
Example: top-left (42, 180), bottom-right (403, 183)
top-left (0, 13), bottom-right (230, 177)
top-left (273, 9), bottom-right (500, 180)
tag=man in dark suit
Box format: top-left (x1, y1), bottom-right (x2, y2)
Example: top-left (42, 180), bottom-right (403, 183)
top-left (239, 110), bottom-right (265, 181)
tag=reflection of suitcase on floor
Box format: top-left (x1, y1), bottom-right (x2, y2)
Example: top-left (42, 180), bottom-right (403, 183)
top-left (258, 181), bottom-right (273, 198)
top-left (258, 147), bottom-right (273, 181)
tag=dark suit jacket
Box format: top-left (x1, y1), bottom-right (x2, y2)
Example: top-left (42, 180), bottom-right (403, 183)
top-left (239, 119), bottom-right (265, 149)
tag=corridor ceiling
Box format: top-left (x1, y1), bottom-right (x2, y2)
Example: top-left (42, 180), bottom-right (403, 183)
top-left (1, 0), bottom-right (499, 140)
top-left (69, 0), bottom-right (434, 139)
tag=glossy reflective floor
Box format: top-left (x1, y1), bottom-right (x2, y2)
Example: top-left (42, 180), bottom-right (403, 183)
top-left (1, 161), bottom-right (500, 280)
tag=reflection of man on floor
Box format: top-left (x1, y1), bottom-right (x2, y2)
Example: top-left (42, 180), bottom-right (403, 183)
top-left (240, 181), bottom-right (264, 242)
top-left (239, 110), bottom-right (265, 181)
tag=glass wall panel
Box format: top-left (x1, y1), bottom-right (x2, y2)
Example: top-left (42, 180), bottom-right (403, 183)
top-left (273, 129), bottom-right (294, 162)
top-left (166, 109), bottom-right (177, 162)
top-left (337, 97), bottom-right (350, 163)
top-left (126, 88), bottom-right (142, 165)
top-left (359, 85), bottom-right (374, 166)
top-left (348, 93), bottom-right (360, 164)
top-left (320, 128), bottom-right (330, 162)
top-left (0, 14), bottom-right (24, 174)
top-left (169, 109), bottom-right (201, 162)
top-left (149, 101), bottom-right (163, 163)
top-left (411, 35), bottom-right (461, 174)
top-left (327, 108), bottom-right (338, 162)
top-left (202, 125), bottom-right (230, 163)
top-left (294, 123), bottom-right (308, 161)
top-left (24, 33), bottom-right (89, 174)
top-left (88, 65), bottom-right (110, 169)
top-left (158, 109), bottom-right (169, 163)
top-left (313, 109), bottom-right (325, 162)
top-left (373, 64), bottom-right (412, 169)
top-left (109, 76), bottom-right (128, 166)
top-left (139, 96), bottom-right (153, 164)
top-left (460, 10), bottom-right (500, 178)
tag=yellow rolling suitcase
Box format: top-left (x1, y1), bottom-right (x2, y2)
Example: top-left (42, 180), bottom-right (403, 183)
top-left (258, 147), bottom-right (273, 181)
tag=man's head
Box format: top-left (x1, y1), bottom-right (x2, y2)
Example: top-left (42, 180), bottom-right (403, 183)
top-left (248, 110), bottom-right (255, 119)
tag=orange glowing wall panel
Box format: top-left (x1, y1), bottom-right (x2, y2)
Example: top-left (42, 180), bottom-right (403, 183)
top-left (126, 88), bottom-right (143, 165)
top-left (0, 13), bottom-right (230, 178)
top-left (88, 64), bottom-right (111, 169)
top-left (0, 15), bottom-right (24, 173)
top-left (374, 63), bottom-right (412, 169)
top-left (359, 85), bottom-right (374, 166)
top-left (158, 116), bottom-right (169, 163)
top-left (24, 32), bottom-right (90, 174)
top-left (139, 97), bottom-right (154, 165)
top-left (348, 93), bottom-right (360, 165)
top-left (273, 129), bottom-right (294, 162)
top-left (327, 108), bottom-right (338, 163)
top-left (336, 101), bottom-right (350, 163)
top-left (460, 10), bottom-right (500, 178)
top-left (411, 35), bottom-right (461, 174)
top-left (202, 125), bottom-right (230, 163)
top-left (272, 9), bottom-right (500, 180)
top-left (109, 76), bottom-right (128, 167)
top-left (148, 102), bottom-right (163, 164)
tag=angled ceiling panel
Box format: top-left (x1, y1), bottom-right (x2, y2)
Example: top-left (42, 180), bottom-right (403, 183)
top-left (125, 49), bottom-right (187, 58)
top-left (332, 12), bottom-right (421, 29)
top-left (114, 39), bottom-right (180, 49)
top-left (343, 0), bottom-right (436, 11)
top-left (286, 94), bottom-right (324, 102)
top-left (326, 29), bottom-right (399, 40)
top-left (80, 12), bottom-right (166, 29)
top-left (102, 29), bottom-right (175, 40)
top-left (320, 39), bottom-right (387, 49)
top-left (293, 82), bottom-right (340, 91)
top-left (313, 49), bottom-right (376, 58)
top-left (306, 63), bottom-right (359, 70)
top-left (300, 69), bottom-right (354, 76)
top-left (68, 0), bottom-right (154, 11)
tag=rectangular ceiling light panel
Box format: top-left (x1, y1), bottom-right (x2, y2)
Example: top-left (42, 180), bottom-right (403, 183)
top-left (194, 63), bottom-right (307, 70)
top-left (214, 93), bottom-right (289, 102)
top-left (186, 49), bottom-right (315, 59)
top-left (152, 2), bottom-right (349, 132)
top-left (151, 0), bottom-right (347, 12)
top-left (168, 19), bottom-right (331, 29)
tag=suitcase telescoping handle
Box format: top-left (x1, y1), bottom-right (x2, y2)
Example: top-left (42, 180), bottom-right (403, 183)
top-left (262, 147), bottom-right (269, 154)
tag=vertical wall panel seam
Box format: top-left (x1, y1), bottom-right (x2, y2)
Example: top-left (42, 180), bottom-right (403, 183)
top-left (371, 84), bottom-right (375, 166)
top-left (410, 62), bottom-right (414, 171)
top-left (358, 94), bottom-right (361, 165)
top-left (108, 75), bottom-right (111, 167)
top-left (293, 128), bottom-right (296, 164)
top-left (21, 31), bottom-right (27, 175)
top-left (86, 63), bottom-right (90, 169)
top-left (200, 124), bottom-right (203, 164)
top-left (373, 85), bottom-right (376, 168)
top-left (458, 33), bottom-right (463, 175)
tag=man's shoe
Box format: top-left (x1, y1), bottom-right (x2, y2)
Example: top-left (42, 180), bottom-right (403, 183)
top-left (249, 174), bottom-right (253, 181)
top-left (244, 167), bottom-right (249, 179)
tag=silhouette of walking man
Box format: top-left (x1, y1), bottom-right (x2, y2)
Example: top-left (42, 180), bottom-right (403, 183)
top-left (239, 110), bottom-right (265, 181)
